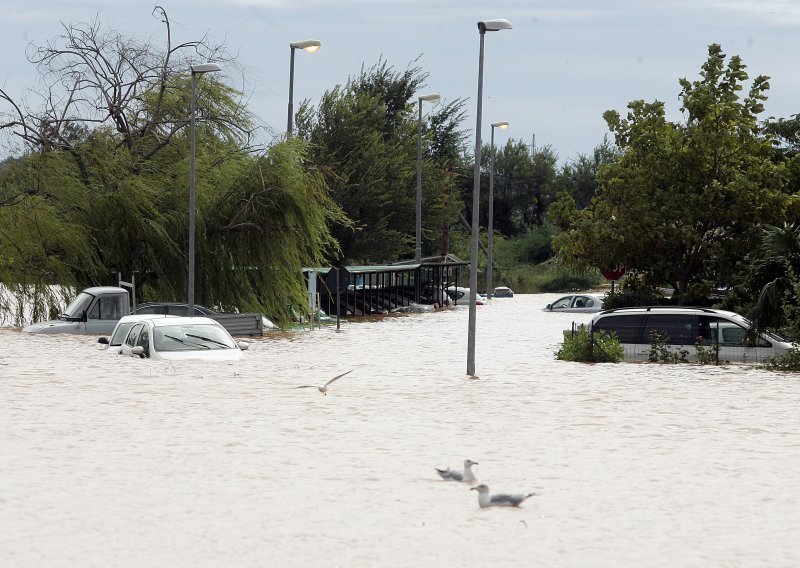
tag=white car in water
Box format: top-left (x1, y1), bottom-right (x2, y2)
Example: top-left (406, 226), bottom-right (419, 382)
top-left (98, 314), bottom-right (174, 353)
top-left (117, 316), bottom-right (249, 361)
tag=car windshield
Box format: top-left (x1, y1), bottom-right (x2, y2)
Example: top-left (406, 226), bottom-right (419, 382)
top-left (62, 292), bottom-right (94, 319)
top-left (154, 324), bottom-right (237, 352)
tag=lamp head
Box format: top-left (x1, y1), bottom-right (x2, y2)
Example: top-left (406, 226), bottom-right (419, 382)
top-left (191, 63), bottom-right (222, 74)
top-left (418, 93), bottom-right (441, 103)
top-left (491, 121), bottom-right (510, 129)
top-left (290, 39), bottom-right (321, 53)
top-left (478, 19), bottom-right (513, 33)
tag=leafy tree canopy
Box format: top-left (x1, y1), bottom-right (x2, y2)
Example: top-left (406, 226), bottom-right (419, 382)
top-left (552, 44), bottom-right (797, 303)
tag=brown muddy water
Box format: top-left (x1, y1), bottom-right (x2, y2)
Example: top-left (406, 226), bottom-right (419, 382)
top-left (1, 294), bottom-right (798, 567)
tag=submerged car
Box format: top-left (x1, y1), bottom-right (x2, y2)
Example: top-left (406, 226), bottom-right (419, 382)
top-left (134, 301), bottom-right (277, 331)
top-left (118, 316), bottom-right (249, 361)
top-left (492, 286), bottom-right (514, 298)
top-left (588, 306), bottom-right (794, 363)
top-left (98, 314), bottom-right (174, 353)
top-left (544, 293), bottom-right (605, 313)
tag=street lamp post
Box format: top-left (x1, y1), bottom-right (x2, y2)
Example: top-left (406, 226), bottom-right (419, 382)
top-left (487, 121), bottom-right (509, 300)
top-left (287, 39), bottom-right (321, 135)
top-left (467, 18), bottom-right (512, 377)
top-left (416, 93), bottom-right (440, 263)
top-left (188, 62), bottom-right (221, 314)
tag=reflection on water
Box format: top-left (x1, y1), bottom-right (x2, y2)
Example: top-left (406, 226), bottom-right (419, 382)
top-left (1, 294), bottom-right (799, 567)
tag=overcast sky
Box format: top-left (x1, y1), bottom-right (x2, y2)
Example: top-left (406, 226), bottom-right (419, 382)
top-left (2, 0), bottom-right (798, 164)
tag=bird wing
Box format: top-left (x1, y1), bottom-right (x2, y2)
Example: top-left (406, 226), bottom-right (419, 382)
top-left (294, 385), bottom-right (318, 389)
top-left (435, 468), bottom-right (462, 481)
top-left (324, 369), bottom-right (354, 387)
top-left (491, 493), bottom-right (533, 506)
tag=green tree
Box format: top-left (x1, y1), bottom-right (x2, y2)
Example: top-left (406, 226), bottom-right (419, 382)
top-left (552, 44), bottom-right (794, 303)
top-left (296, 59), bottom-right (467, 263)
top-left (0, 8), bottom-right (342, 326)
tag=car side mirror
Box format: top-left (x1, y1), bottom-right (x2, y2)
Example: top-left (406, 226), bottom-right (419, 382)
top-left (131, 346), bottom-right (144, 357)
top-left (98, 336), bottom-right (109, 345)
top-left (237, 341), bottom-right (250, 351)
top-left (545, 304), bottom-right (551, 310)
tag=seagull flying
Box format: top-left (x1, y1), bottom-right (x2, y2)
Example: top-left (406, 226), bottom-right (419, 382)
top-left (294, 370), bottom-right (354, 395)
top-left (435, 459), bottom-right (478, 482)
top-left (470, 483), bottom-right (535, 508)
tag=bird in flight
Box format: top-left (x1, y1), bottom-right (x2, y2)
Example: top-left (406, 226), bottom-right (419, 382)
top-left (470, 484), bottom-right (536, 508)
top-left (294, 370), bottom-right (354, 395)
top-left (435, 459), bottom-right (478, 483)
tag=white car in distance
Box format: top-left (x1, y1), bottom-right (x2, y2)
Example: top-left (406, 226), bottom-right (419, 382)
top-left (117, 316), bottom-right (249, 361)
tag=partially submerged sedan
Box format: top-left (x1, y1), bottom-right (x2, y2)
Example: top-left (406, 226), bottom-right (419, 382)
top-left (98, 314), bottom-right (174, 353)
top-left (543, 293), bottom-right (605, 313)
top-left (117, 316), bottom-right (249, 361)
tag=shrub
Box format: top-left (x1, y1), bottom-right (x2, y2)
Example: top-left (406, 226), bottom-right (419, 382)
top-left (557, 325), bottom-right (624, 363)
top-left (764, 347), bottom-right (800, 372)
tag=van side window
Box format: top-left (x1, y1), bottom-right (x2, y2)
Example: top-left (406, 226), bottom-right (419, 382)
top-left (642, 314), bottom-right (694, 345)
top-left (701, 316), bottom-right (770, 347)
top-left (593, 314), bottom-right (646, 343)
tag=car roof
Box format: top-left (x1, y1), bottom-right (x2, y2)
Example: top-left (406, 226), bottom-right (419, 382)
top-left (117, 314), bottom-right (175, 324)
top-left (82, 286), bottom-right (128, 295)
top-left (147, 316), bottom-right (220, 327)
top-left (595, 306), bottom-right (742, 318)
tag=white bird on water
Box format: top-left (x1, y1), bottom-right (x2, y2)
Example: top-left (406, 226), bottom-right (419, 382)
top-left (435, 459), bottom-right (478, 483)
top-left (294, 370), bottom-right (354, 395)
top-left (471, 484), bottom-right (536, 508)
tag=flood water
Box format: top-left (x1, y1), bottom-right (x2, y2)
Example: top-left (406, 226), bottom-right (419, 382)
top-left (1, 294), bottom-right (798, 567)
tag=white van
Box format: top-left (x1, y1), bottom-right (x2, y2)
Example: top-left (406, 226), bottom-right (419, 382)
top-left (589, 306), bottom-right (794, 363)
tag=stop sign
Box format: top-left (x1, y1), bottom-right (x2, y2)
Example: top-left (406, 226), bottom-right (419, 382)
top-left (601, 266), bottom-right (626, 281)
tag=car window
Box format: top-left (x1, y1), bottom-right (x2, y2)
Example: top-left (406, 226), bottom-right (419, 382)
top-left (593, 314), bottom-right (646, 343)
top-left (125, 323), bottom-right (143, 347)
top-left (642, 314), bottom-right (694, 345)
top-left (701, 316), bottom-right (769, 347)
top-left (111, 322), bottom-right (136, 346)
top-left (136, 326), bottom-right (151, 358)
top-left (135, 306), bottom-right (163, 315)
top-left (87, 295), bottom-right (126, 320)
top-left (573, 296), bottom-right (588, 308)
top-left (165, 305), bottom-right (190, 316)
top-left (550, 296), bottom-right (573, 309)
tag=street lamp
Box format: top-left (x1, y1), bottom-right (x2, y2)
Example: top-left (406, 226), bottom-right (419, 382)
top-left (188, 62), bottom-right (221, 313)
top-left (486, 121), bottom-right (509, 300)
top-left (467, 18), bottom-right (512, 377)
top-left (416, 92), bottom-right (441, 263)
top-left (287, 39), bottom-right (321, 135)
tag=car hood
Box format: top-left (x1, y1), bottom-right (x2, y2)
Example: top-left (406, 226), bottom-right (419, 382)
top-left (154, 350), bottom-right (246, 362)
top-left (22, 319), bottom-right (82, 334)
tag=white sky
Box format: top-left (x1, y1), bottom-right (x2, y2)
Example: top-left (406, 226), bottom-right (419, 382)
top-left (1, 0), bottom-right (798, 164)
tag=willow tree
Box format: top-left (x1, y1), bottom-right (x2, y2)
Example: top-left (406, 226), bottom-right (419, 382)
top-left (551, 44), bottom-right (794, 303)
top-left (0, 7), bottom-right (343, 325)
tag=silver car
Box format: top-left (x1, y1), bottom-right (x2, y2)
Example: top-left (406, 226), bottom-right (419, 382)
top-left (544, 293), bottom-right (605, 313)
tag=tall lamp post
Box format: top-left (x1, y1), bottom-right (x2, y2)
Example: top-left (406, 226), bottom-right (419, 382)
top-left (486, 121), bottom-right (509, 300)
top-left (416, 93), bottom-right (440, 263)
top-left (287, 39), bottom-right (321, 135)
top-left (188, 62), bottom-right (222, 314)
top-left (467, 18), bottom-right (512, 377)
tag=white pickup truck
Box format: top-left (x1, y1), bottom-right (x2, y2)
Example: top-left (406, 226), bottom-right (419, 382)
top-left (22, 286), bottom-right (130, 335)
top-left (22, 286), bottom-right (265, 336)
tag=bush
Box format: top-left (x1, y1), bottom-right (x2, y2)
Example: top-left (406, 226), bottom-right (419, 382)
top-left (557, 325), bottom-right (624, 363)
top-left (764, 347), bottom-right (800, 372)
